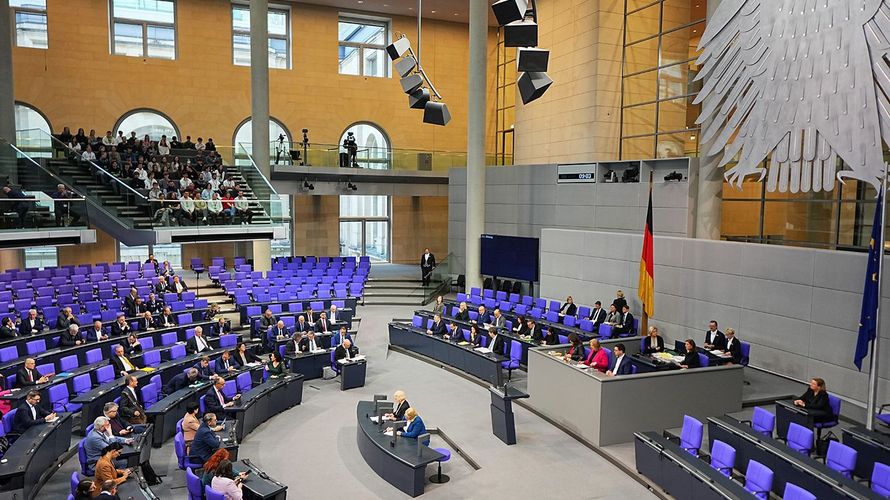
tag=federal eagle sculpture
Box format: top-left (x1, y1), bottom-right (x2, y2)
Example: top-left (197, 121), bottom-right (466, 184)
top-left (694, 0), bottom-right (890, 193)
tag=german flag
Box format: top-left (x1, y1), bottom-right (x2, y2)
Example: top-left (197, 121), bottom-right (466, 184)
top-left (638, 175), bottom-right (654, 318)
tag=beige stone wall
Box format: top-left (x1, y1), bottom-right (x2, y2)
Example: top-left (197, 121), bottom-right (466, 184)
top-left (57, 226), bottom-right (118, 266)
top-left (293, 195), bottom-right (341, 257)
top-left (391, 196), bottom-right (448, 264)
top-left (512, 0), bottom-right (624, 164)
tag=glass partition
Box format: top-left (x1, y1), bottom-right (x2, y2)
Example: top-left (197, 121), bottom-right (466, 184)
top-left (265, 141), bottom-right (492, 171)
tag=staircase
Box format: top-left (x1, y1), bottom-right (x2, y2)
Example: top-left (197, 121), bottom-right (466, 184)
top-left (361, 277), bottom-right (448, 306)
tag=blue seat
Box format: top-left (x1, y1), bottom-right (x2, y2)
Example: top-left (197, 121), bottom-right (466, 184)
top-left (236, 372), bottom-right (252, 392)
top-left (85, 348), bottom-right (102, 365)
top-left (697, 352), bottom-right (710, 367)
top-left (744, 460), bottom-right (773, 499)
top-left (709, 439), bottom-right (735, 477)
top-left (142, 350), bottom-right (161, 367)
top-left (141, 384), bottom-right (159, 409)
top-left (412, 315), bottom-right (423, 328)
top-left (95, 365), bottom-right (115, 384)
top-left (750, 406), bottom-right (775, 437)
top-left (48, 384), bottom-right (81, 412)
top-left (205, 485), bottom-right (226, 500)
top-left (501, 340), bottom-right (522, 381)
top-left (782, 482), bottom-right (816, 500)
top-left (739, 341), bottom-right (751, 366)
top-left (72, 374), bottom-right (92, 395)
top-left (2, 409), bottom-right (15, 434)
top-left (679, 415), bottom-right (704, 457)
top-left (78, 438), bottom-right (92, 475)
top-left (825, 440), bottom-right (857, 478)
top-left (429, 447), bottom-right (451, 484)
top-left (170, 344), bottom-right (186, 359)
top-left (872, 462), bottom-right (890, 497)
top-left (186, 467), bottom-right (203, 500)
top-left (219, 334), bottom-right (238, 348)
top-left (174, 431), bottom-right (203, 470)
top-left (786, 422), bottom-right (814, 455)
top-left (813, 394), bottom-right (841, 440)
top-left (161, 332), bottom-right (178, 346)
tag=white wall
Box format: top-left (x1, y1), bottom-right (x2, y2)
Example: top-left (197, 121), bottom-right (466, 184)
top-left (538, 228), bottom-right (890, 414)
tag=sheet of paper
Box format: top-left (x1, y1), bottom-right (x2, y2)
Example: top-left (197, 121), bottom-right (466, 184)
top-left (383, 430), bottom-right (394, 436)
top-left (474, 347), bottom-right (492, 353)
top-left (369, 416), bottom-right (379, 423)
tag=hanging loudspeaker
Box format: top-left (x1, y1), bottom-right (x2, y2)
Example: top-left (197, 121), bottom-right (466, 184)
top-left (400, 74), bottom-right (424, 94)
top-left (518, 71), bottom-right (553, 104)
top-left (504, 19), bottom-right (537, 47)
top-left (386, 37), bottom-right (411, 60)
top-left (491, 0), bottom-right (528, 26)
top-left (517, 48), bottom-right (549, 72)
top-left (423, 102), bottom-right (452, 126)
top-left (395, 56), bottom-right (417, 78)
top-left (409, 88), bottom-right (430, 109)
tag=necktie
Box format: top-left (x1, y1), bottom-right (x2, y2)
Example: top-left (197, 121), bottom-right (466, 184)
top-left (217, 389), bottom-right (224, 405)
top-left (310, 340), bottom-right (316, 351)
top-left (122, 356), bottom-right (134, 371)
top-left (322, 320), bottom-right (326, 331)
top-left (28, 369), bottom-right (33, 382)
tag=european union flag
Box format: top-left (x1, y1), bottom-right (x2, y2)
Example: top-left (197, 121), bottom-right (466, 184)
top-left (854, 189), bottom-right (884, 371)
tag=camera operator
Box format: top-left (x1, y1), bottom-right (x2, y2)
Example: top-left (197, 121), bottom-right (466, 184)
top-left (343, 132), bottom-right (358, 168)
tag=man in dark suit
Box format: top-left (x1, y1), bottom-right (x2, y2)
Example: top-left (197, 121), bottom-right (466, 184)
top-left (212, 317), bottom-right (230, 336)
top-left (259, 309), bottom-right (276, 335)
top-left (724, 328), bottom-right (742, 364)
top-left (96, 480), bottom-right (121, 500)
top-left (168, 275), bottom-right (188, 297)
top-left (157, 306), bottom-right (177, 328)
top-left (314, 312), bottom-right (332, 334)
top-left (612, 305), bottom-right (635, 337)
top-left (491, 308), bottom-right (506, 329)
top-left (137, 311), bottom-right (155, 331)
top-left (606, 344), bottom-right (633, 377)
top-left (144, 293), bottom-right (162, 315)
top-left (111, 315), bottom-right (131, 337)
top-left (475, 305), bottom-right (492, 326)
top-left (122, 334), bottom-right (142, 357)
top-left (60, 324), bottom-right (84, 346)
top-left (203, 377), bottom-right (239, 417)
top-left (185, 326), bottom-right (211, 354)
top-left (704, 320), bottom-right (726, 350)
top-left (298, 331), bottom-right (323, 352)
top-left (11, 390), bottom-right (54, 435)
top-left (154, 277), bottom-right (169, 296)
top-left (189, 413), bottom-right (223, 464)
top-left (426, 314), bottom-right (447, 336)
top-left (213, 351), bottom-right (236, 375)
top-left (304, 307), bottom-right (317, 325)
top-left (293, 315), bottom-right (309, 333)
top-left (129, 297), bottom-right (146, 318)
top-left (86, 320), bottom-right (109, 342)
top-left (285, 333), bottom-right (302, 356)
top-left (18, 309), bottom-right (44, 336)
top-left (110, 345), bottom-right (140, 377)
top-left (15, 358), bottom-right (49, 388)
top-left (119, 375), bottom-right (147, 424)
top-left (123, 287), bottom-right (139, 316)
top-left (104, 402), bottom-right (139, 437)
top-left (193, 357), bottom-right (216, 381)
top-left (420, 248), bottom-right (436, 287)
top-left (487, 327), bottom-right (505, 355)
top-left (163, 368), bottom-right (199, 395)
top-left (334, 338), bottom-right (359, 361)
top-left (527, 318), bottom-right (544, 343)
top-left (558, 296), bottom-right (577, 318)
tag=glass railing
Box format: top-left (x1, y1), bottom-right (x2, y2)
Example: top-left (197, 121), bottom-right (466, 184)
top-left (0, 138), bottom-right (90, 231)
top-left (141, 195), bottom-right (288, 229)
top-left (238, 141), bottom-right (498, 171)
top-left (408, 252), bottom-right (455, 305)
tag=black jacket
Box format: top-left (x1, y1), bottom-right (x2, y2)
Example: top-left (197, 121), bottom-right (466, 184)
top-left (454, 310), bottom-right (470, 322)
top-left (643, 335), bottom-right (664, 354)
top-left (420, 253), bottom-right (436, 269)
top-left (681, 350), bottom-right (701, 369)
top-left (18, 317), bottom-right (44, 336)
top-left (724, 337), bottom-right (742, 364)
top-left (428, 320), bottom-right (447, 336)
top-left (203, 386), bottom-right (230, 416)
top-left (559, 303), bottom-right (577, 317)
top-left (298, 336), bottom-right (323, 353)
top-left (111, 322), bottom-right (131, 337)
top-left (705, 330), bottom-right (727, 350)
top-left (589, 308), bottom-right (607, 327)
top-left (119, 386), bottom-right (144, 422)
top-left (232, 350), bottom-right (261, 368)
top-left (15, 366), bottom-right (43, 388)
top-left (11, 402), bottom-right (50, 434)
top-left (334, 344), bottom-right (359, 361)
top-left (186, 335), bottom-right (211, 354)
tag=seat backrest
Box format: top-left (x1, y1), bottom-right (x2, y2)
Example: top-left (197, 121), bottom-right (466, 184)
top-left (186, 467), bottom-right (203, 499)
top-left (750, 407), bottom-right (775, 436)
top-left (825, 441), bottom-right (857, 478)
top-left (0, 346), bottom-right (19, 363)
top-left (236, 372), bottom-right (252, 392)
top-left (825, 394), bottom-right (841, 422)
top-left (709, 439), bottom-right (736, 477)
top-left (78, 438), bottom-right (89, 475)
top-left (72, 373), bottom-right (92, 395)
top-left (510, 340), bottom-right (522, 361)
top-left (679, 415), bottom-right (704, 455)
top-left (786, 423), bottom-right (814, 455)
top-left (59, 354), bottom-right (79, 372)
top-left (143, 350), bottom-right (161, 367)
top-left (204, 485), bottom-right (227, 500)
top-left (744, 460), bottom-right (774, 497)
top-left (782, 482), bottom-right (816, 500)
top-left (170, 344), bottom-right (186, 359)
top-left (2, 409), bottom-right (15, 434)
top-left (740, 341), bottom-right (751, 366)
top-left (873, 462), bottom-right (890, 497)
top-left (96, 365), bottom-right (115, 384)
top-left (173, 432), bottom-right (186, 469)
top-left (697, 353), bottom-right (710, 367)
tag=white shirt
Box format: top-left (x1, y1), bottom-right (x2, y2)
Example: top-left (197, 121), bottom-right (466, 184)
top-left (195, 335), bottom-right (207, 351)
top-left (81, 151), bottom-right (96, 161)
top-left (612, 354), bottom-right (624, 374)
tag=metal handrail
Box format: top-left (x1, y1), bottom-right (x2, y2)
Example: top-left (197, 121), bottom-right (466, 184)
top-left (42, 130), bottom-right (148, 201)
top-left (6, 141), bottom-right (90, 199)
top-left (236, 142), bottom-right (278, 196)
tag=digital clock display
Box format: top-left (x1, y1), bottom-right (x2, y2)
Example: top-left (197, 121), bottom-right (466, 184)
top-left (557, 164), bottom-right (597, 183)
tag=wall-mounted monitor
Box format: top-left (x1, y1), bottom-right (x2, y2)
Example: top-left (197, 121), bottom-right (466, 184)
top-left (480, 234), bottom-right (539, 282)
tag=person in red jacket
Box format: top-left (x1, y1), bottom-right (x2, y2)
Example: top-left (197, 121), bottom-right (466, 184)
top-left (582, 339), bottom-right (609, 373)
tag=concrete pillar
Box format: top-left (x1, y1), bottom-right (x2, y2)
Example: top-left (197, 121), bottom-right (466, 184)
top-left (694, 0), bottom-right (722, 240)
top-left (464, 0), bottom-right (487, 291)
top-left (251, 240), bottom-right (271, 272)
top-left (0, 0), bottom-right (16, 144)
top-left (250, 0), bottom-right (270, 178)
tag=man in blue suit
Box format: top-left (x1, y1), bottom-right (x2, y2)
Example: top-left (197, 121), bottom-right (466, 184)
top-left (193, 356), bottom-right (215, 381)
top-left (213, 351), bottom-right (236, 375)
top-left (83, 415), bottom-right (131, 474)
top-left (189, 413), bottom-right (223, 464)
top-left (330, 325), bottom-right (352, 347)
top-left (606, 343), bottom-right (633, 377)
top-left (475, 305), bottom-right (492, 326)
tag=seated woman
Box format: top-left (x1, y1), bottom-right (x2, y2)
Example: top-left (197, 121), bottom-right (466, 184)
top-left (391, 408), bottom-right (430, 446)
top-left (266, 351), bottom-right (287, 377)
top-left (541, 328), bottom-right (559, 346)
top-left (432, 296), bottom-right (446, 316)
top-left (181, 402), bottom-right (201, 452)
top-left (468, 324), bottom-right (484, 347)
top-left (513, 315), bottom-right (529, 336)
top-left (582, 339), bottom-right (609, 372)
top-left (92, 442), bottom-right (130, 495)
top-left (679, 339), bottom-right (701, 369)
top-left (642, 326), bottom-right (664, 354)
top-left (564, 333), bottom-right (586, 362)
top-left (793, 377), bottom-right (834, 423)
top-left (201, 449), bottom-right (232, 487)
top-left (210, 459), bottom-right (246, 500)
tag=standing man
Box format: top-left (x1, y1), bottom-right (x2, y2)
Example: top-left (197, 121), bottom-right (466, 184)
top-left (420, 248), bottom-right (436, 288)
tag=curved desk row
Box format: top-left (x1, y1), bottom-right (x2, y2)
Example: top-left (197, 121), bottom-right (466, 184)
top-left (228, 372), bottom-right (304, 440)
top-left (0, 412), bottom-right (73, 499)
top-left (388, 322), bottom-right (507, 386)
top-left (355, 401), bottom-right (443, 498)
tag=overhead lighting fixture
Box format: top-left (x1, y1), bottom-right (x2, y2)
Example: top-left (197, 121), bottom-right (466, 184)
top-left (492, 0), bottom-right (553, 105)
top-left (386, 35), bottom-right (451, 126)
top-left (302, 180), bottom-right (315, 191)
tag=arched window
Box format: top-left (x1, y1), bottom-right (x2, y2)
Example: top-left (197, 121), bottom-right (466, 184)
top-left (233, 118), bottom-right (292, 164)
top-left (114, 109), bottom-right (178, 141)
top-left (14, 102), bottom-right (52, 147)
top-left (340, 122), bottom-right (390, 169)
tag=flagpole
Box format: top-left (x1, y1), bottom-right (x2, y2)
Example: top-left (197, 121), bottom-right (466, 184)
top-left (866, 164), bottom-right (888, 431)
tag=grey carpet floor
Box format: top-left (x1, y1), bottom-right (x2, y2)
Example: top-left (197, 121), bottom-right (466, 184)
top-left (41, 304), bottom-right (656, 499)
